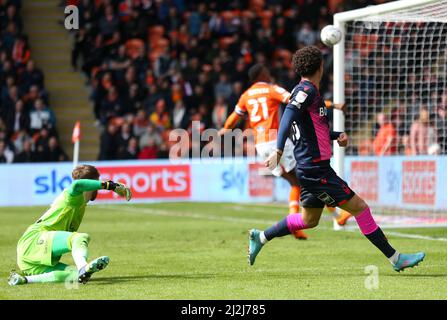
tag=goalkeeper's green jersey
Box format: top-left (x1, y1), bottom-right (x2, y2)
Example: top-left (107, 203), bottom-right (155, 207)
top-left (17, 179), bottom-right (103, 273)
top-left (29, 179), bottom-right (102, 232)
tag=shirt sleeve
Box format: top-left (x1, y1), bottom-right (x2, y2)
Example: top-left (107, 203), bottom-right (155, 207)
top-left (330, 131), bottom-right (343, 140)
top-left (288, 86), bottom-right (314, 110)
top-left (277, 105), bottom-right (297, 151)
top-left (234, 94), bottom-right (247, 116)
top-left (68, 179), bottom-right (103, 197)
top-left (270, 85), bottom-right (291, 104)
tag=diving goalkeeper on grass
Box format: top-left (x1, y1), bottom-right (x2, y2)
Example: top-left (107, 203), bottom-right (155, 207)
top-left (8, 165), bottom-right (132, 286)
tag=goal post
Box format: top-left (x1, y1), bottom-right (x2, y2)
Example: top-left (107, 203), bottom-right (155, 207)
top-left (333, 0), bottom-right (447, 228)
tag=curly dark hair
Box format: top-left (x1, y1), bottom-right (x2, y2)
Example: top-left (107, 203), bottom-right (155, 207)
top-left (292, 46), bottom-right (323, 77)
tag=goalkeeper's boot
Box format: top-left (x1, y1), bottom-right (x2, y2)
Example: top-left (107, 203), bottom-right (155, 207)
top-left (8, 271), bottom-right (27, 286)
top-left (78, 256), bottom-right (109, 284)
top-left (293, 229), bottom-right (308, 240)
top-left (248, 229), bottom-right (264, 266)
top-left (393, 252), bottom-right (425, 272)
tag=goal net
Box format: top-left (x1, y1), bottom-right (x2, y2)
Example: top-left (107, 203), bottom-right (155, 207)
top-left (334, 0), bottom-right (447, 228)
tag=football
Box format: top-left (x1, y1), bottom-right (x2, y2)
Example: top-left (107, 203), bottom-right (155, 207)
top-left (320, 25), bottom-right (343, 46)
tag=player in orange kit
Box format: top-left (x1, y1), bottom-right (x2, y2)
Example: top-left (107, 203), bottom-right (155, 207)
top-left (219, 64), bottom-right (351, 239)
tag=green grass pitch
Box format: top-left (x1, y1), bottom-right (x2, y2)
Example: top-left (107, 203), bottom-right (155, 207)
top-left (1, 202), bottom-right (446, 299)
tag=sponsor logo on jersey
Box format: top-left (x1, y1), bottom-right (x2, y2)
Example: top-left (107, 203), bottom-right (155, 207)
top-left (319, 106), bottom-right (328, 116)
top-left (317, 192), bottom-right (336, 206)
top-left (296, 91), bottom-right (308, 103)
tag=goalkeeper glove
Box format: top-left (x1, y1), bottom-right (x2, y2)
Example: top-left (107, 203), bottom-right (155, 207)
top-left (102, 181), bottom-right (132, 201)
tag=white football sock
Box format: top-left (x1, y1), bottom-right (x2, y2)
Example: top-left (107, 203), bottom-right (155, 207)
top-left (72, 248), bottom-right (88, 270)
top-left (26, 272), bottom-right (56, 283)
top-left (388, 250), bottom-right (400, 266)
top-left (259, 231), bottom-right (268, 244)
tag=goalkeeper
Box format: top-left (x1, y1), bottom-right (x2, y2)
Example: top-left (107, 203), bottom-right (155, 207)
top-left (8, 165), bottom-right (132, 286)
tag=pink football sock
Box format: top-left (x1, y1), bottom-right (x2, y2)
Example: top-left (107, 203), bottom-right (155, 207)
top-left (354, 206), bottom-right (379, 235)
top-left (286, 213), bottom-right (309, 232)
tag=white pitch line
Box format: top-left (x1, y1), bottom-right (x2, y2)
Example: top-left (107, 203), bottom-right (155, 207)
top-left (342, 227), bottom-right (447, 242)
top-left (99, 205), bottom-right (447, 242)
top-left (99, 205), bottom-right (278, 225)
top-left (383, 231), bottom-right (447, 242)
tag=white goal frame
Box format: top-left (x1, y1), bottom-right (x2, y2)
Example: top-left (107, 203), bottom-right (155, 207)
top-left (332, 0), bottom-right (441, 179)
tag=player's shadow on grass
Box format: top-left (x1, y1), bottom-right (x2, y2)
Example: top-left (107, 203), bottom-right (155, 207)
top-left (90, 273), bottom-right (217, 285)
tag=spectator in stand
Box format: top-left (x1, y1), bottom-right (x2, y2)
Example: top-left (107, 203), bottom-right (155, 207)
top-left (133, 109), bottom-right (149, 137)
top-left (138, 137), bottom-right (159, 160)
top-left (99, 86), bottom-right (126, 125)
top-left (71, 28), bottom-right (88, 71)
top-left (172, 100), bottom-right (189, 130)
top-left (117, 120), bottom-right (134, 154)
top-left (214, 73), bottom-right (233, 101)
top-left (119, 136), bottom-right (139, 160)
top-left (12, 129), bottom-right (31, 154)
top-left (19, 60), bottom-right (44, 92)
top-left (296, 22), bottom-right (319, 46)
top-left (139, 122), bottom-right (162, 149)
top-left (99, 122), bottom-right (119, 160)
top-left (23, 85), bottom-right (41, 110)
top-left (0, 140), bottom-right (8, 163)
top-left (33, 126), bottom-right (50, 153)
top-left (2, 84), bottom-right (19, 112)
top-left (0, 3), bottom-right (65, 164)
top-left (29, 99), bottom-right (55, 133)
top-left (409, 107), bottom-right (436, 155)
top-left (150, 99), bottom-right (171, 131)
top-left (373, 112), bottom-right (397, 156)
top-left (46, 136), bottom-right (68, 162)
top-left (212, 96), bottom-right (228, 129)
top-left (6, 99), bottom-right (29, 136)
top-left (0, 139), bottom-right (14, 163)
top-left (12, 35), bottom-right (30, 66)
top-left (99, 5), bottom-right (120, 41)
top-left (435, 104), bottom-right (447, 155)
top-left (14, 138), bottom-right (36, 163)
top-left (65, 0), bottom-right (426, 160)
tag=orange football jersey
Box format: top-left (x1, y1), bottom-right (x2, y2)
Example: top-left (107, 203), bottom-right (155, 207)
top-left (235, 82), bottom-right (290, 143)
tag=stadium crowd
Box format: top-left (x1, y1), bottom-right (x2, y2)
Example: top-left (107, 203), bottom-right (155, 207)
top-left (345, 20), bottom-right (447, 156)
top-left (2, 0), bottom-right (446, 163)
top-left (0, 0), bottom-right (68, 163)
top-left (69, 0), bottom-right (402, 160)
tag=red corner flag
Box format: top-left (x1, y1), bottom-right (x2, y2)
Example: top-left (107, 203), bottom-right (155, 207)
top-left (72, 121), bottom-right (81, 143)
